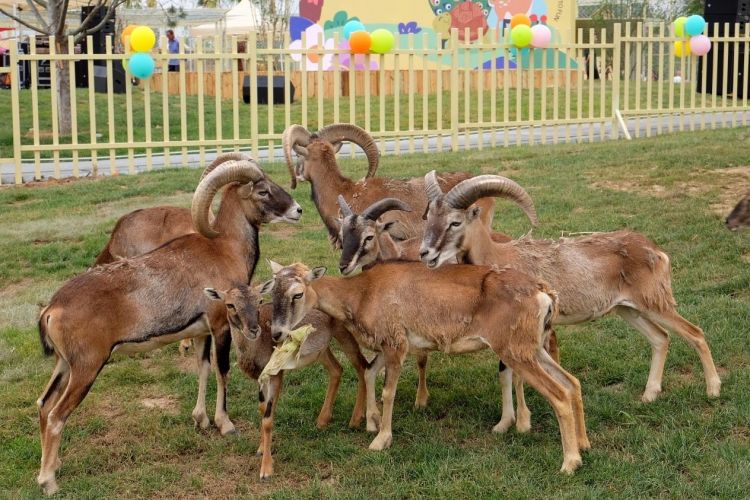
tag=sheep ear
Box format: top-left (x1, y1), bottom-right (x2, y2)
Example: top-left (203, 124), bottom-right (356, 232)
top-left (378, 220), bottom-right (409, 240)
top-left (237, 182), bottom-right (255, 199)
top-left (258, 279), bottom-right (275, 295)
top-left (204, 288), bottom-right (225, 301)
top-left (267, 259), bottom-right (284, 275)
top-left (468, 206), bottom-right (482, 221)
top-left (307, 267), bottom-right (327, 281)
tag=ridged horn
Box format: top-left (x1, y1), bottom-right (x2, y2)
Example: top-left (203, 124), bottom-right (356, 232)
top-left (337, 194), bottom-right (353, 218)
top-left (361, 198), bottom-right (413, 221)
top-left (200, 152), bottom-right (249, 181)
top-left (444, 175), bottom-right (538, 226)
top-left (191, 159), bottom-right (265, 238)
top-left (282, 125), bottom-right (311, 189)
top-left (317, 123), bottom-right (380, 178)
top-left (424, 170), bottom-right (445, 202)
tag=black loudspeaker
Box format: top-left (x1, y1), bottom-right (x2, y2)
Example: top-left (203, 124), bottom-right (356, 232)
top-left (243, 75), bottom-right (295, 104)
top-left (697, 5), bottom-right (748, 98)
top-left (705, 0), bottom-right (749, 20)
top-left (93, 64), bottom-right (127, 94)
top-left (81, 6), bottom-right (115, 57)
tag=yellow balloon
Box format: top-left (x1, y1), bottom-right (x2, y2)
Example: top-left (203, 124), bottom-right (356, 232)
top-left (674, 40), bottom-right (691, 57)
top-left (130, 26), bottom-right (156, 52)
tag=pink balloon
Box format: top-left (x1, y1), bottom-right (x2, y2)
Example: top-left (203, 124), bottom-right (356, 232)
top-left (530, 24), bottom-right (552, 49)
top-left (689, 35), bottom-right (711, 56)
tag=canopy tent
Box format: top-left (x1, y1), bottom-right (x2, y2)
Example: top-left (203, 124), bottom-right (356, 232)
top-left (190, 0), bottom-right (263, 37)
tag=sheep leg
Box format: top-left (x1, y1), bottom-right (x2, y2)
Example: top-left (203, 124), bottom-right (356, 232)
top-left (259, 373), bottom-right (283, 480)
top-left (645, 308), bottom-right (721, 398)
top-left (538, 349), bottom-right (590, 451)
top-left (37, 356), bottom-right (69, 481)
top-left (38, 357), bottom-right (106, 496)
top-left (492, 362), bottom-right (516, 433)
top-left (513, 372), bottom-right (532, 433)
top-left (545, 329), bottom-right (561, 364)
top-left (365, 353), bottom-right (386, 433)
top-left (316, 347), bottom-right (343, 429)
top-left (332, 330), bottom-right (370, 428)
top-left (616, 307), bottom-right (670, 402)
top-left (504, 353), bottom-right (582, 474)
top-left (212, 327), bottom-right (236, 435)
top-left (191, 336), bottom-right (212, 430)
top-left (414, 352), bottom-right (430, 409)
top-left (369, 344), bottom-right (406, 451)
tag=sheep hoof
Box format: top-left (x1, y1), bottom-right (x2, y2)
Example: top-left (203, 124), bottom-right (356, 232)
top-left (492, 418), bottom-right (515, 434)
top-left (368, 432), bottom-right (392, 451)
top-left (560, 455), bottom-right (582, 474)
top-left (641, 386), bottom-right (662, 403)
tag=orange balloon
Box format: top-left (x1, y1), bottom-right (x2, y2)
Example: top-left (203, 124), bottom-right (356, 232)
top-left (349, 31), bottom-right (372, 54)
top-left (510, 14), bottom-right (531, 28)
top-left (121, 25), bottom-right (137, 47)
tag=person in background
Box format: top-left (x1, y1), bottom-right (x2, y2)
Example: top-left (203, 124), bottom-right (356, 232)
top-left (166, 29), bottom-right (179, 72)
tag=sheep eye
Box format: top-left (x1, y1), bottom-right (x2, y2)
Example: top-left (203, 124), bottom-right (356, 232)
top-left (293, 293), bottom-right (303, 300)
top-left (364, 235), bottom-right (374, 243)
top-left (227, 304), bottom-right (236, 311)
top-left (450, 221), bottom-right (461, 228)
top-left (258, 191), bottom-right (270, 196)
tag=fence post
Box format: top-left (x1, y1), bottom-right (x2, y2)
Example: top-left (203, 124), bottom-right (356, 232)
top-left (9, 41), bottom-right (22, 184)
top-left (249, 31), bottom-right (259, 159)
top-left (611, 23), bottom-right (622, 140)
top-left (450, 29), bottom-right (459, 152)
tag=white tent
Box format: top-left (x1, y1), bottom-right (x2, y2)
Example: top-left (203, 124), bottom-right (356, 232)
top-left (190, 0), bottom-right (263, 37)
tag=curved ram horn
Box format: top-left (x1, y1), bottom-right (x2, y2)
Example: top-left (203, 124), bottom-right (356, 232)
top-left (282, 125), bottom-right (311, 189)
top-left (361, 198), bottom-right (413, 221)
top-left (199, 152), bottom-right (250, 181)
top-left (337, 194), bottom-right (353, 218)
top-left (191, 160), bottom-right (265, 238)
top-left (317, 123), bottom-right (380, 178)
top-left (444, 174), bottom-right (538, 226)
top-left (424, 170), bottom-right (444, 202)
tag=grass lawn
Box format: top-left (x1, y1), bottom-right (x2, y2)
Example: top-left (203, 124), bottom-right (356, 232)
top-left (1, 81), bottom-right (723, 160)
top-left (1, 127), bottom-right (750, 497)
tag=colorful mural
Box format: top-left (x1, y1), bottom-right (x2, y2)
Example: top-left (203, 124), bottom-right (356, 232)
top-left (289, 0), bottom-right (577, 70)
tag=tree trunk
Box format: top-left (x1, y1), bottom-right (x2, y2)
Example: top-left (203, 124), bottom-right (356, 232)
top-left (55, 37), bottom-right (72, 136)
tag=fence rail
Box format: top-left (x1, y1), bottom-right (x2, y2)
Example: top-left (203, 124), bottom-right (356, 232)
top-left (2, 22), bottom-right (750, 185)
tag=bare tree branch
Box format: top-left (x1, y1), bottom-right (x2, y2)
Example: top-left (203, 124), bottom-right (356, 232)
top-left (72, 0), bottom-right (104, 35)
top-left (0, 7), bottom-right (47, 33)
top-left (25, 0), bottom-right (50, 33)
top-left (30, 0), bottom-right (49, 8)
top-left (73, 0), bottom-right (127, 42)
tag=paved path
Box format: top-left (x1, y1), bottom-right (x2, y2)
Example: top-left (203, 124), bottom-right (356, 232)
top-left (2, 110), bottom-right (748, 184)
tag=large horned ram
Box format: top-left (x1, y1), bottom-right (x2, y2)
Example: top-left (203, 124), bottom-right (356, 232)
top-left (35, 160), bottom-right (300, 495)
top-left (93, 153), bottom-right (301, 265)
top-left (263, 261), bottom-right (590, 474)
top-left (282, 123), bottom-right (495, 247)
top-left (420, 172), bottom-right (722, 418)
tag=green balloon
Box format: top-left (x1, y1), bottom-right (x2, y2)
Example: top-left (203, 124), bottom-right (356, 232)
top-left (674, 16), bottom-right (687, 37)
top-left (370, 29), bottom-right (395, 54)
top-left (511, 25), bottom-right (532, 48)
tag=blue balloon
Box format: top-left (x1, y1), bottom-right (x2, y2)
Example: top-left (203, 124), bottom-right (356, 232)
top-left (128, 52), bottom-right (155, 79)
top-left (343, 20), bottom-right (366, 40)
top-left (685, 14), bottom-right (706, 36)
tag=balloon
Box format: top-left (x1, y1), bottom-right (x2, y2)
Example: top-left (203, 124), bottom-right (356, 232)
top-left (349, 30), bottom-right (372, 54)
top-left (121, 25), bottom-right (137, 47)
top-left (370, 29), bottom-right (395, 54)
top-left (510, 13), bottom-right (531, 28)
top-left (673, 16), bottom-right (687, 37)
top-left (685, 14), bottom-right (706, 36)
top-left (530, 24), bottom-right (551, 48)
top-left (674, 40), bottom-right (691, 58)
top-left (343, 20), bottom-right (366, 40)
top-left (128, 52), bottom-right (155, 78)
top-left (121, 57), bottom-right (129, 73)
top-left (511, 25), bottom-right (532, 48)
top-left (689, 34), bottom-right (711, 56)
top-left (130, 26), bottom-right (156, 52)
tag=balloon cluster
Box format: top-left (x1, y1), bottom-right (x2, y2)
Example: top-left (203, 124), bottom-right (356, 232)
top-left (121, 25), bottom-right (157, 78)
top-left (673, 15), bottom-right (711, 57)
top-left (509, 14), bottom-right (551, 49)
top-left (343, 20), bottom-right (395, 54)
